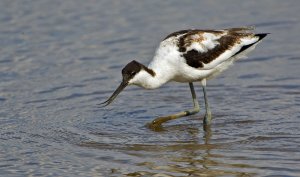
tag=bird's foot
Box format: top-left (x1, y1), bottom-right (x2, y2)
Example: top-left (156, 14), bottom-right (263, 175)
top-left (147, 108), bottom-right (200, 131)
top-left (146, 120), bottom-right (164, 131)
top-left (148, 114), bottom-right (178, 130)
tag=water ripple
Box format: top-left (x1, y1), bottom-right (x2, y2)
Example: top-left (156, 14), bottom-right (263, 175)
top-left (1, 0), bottom-right (300, 176)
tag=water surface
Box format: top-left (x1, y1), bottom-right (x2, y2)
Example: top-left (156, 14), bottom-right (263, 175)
top-left (0, 0), bottom-right (300, 176)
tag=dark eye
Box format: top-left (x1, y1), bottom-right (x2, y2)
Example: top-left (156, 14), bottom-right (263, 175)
top-left (131, 71), bottom-right (136, 75)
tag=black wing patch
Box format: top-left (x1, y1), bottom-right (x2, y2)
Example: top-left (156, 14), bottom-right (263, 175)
top-left (182, 35), bottom-right (239, 68)
top-left (163, 30), bottom-right (193, 40)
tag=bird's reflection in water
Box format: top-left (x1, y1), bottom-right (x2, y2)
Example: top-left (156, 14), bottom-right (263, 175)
top-left (125, 122), bottom-right (255, 176)
top-left (78, 118), bottom-right (256, 176)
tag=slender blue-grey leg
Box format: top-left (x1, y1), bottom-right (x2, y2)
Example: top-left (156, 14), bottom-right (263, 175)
top-left (149, 82), bottom-right (200, 127)
top-left (201, 79), bottom-right (212, 125)
top-left (189, 82), bottom-right (200, 113)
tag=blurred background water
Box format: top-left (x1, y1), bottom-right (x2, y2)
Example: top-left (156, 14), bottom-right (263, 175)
top-left (0, 0), bottom-right (300, 176)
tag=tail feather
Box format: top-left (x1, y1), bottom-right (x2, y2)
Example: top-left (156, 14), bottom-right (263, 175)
top-left (233, 33), bottom-right (269, 57)
top-left (255, 33), bottom-right (269, 41)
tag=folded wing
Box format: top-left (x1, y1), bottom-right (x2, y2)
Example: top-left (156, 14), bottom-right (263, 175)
top-left (169, 27), bottom-right (267, 70)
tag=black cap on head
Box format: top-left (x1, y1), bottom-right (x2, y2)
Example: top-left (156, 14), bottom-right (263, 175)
top-left (98, 60), bottom-right (142, 108)
top-left (121, 60), bottom-right (142, 82)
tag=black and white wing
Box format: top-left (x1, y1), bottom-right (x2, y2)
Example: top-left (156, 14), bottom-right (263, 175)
top-left (164, 27), bottom-right (268, 70)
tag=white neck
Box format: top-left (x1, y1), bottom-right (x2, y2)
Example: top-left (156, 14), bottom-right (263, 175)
top-left (129, 64), bottom-right (172, 89)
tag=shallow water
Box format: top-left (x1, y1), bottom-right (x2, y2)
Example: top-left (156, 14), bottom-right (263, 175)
top-left (1, 0), bottom-right (300, 176)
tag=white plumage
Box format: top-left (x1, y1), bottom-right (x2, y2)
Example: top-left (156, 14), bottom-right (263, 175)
top-left (146, 28), bottom-right (264, 84)
top-left (100, 27), bottom-right (268, 127)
